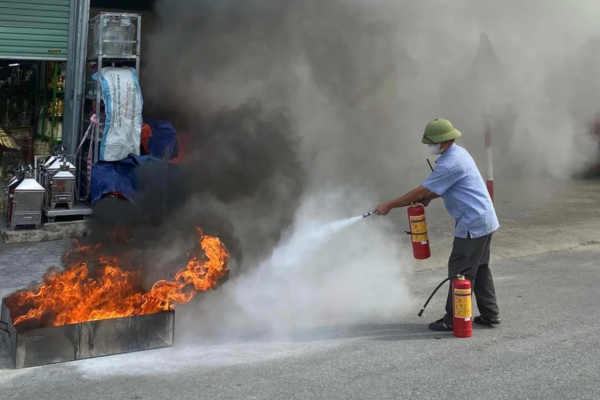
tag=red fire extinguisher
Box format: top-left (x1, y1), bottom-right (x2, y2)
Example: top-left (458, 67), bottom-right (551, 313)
top-left (407, 203), bottom-right (431, 260)
top-left (452, 276), bottom-right (472, 338)
top-left (418, 269), bottom-right (473, 338)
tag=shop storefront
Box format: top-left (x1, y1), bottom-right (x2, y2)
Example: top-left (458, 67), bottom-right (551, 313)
top-left (0, 0), bottom-right (74, 178)
top-left (1, 0), bottom-right (165, 233)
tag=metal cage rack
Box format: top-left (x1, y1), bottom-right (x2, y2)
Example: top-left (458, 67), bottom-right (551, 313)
top-left (78, 12), bottom-right (141, 203)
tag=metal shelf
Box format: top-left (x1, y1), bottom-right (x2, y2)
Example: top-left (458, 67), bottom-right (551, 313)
top-left (86, 54), bottom-right (139, 62)
top-left (82, 11), bottom-right (142, 172)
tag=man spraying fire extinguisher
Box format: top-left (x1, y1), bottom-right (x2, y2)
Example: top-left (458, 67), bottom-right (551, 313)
top-left (374, 118), bottom-right (501, 332)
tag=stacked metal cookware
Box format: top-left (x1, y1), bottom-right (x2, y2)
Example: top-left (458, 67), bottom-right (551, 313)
top-left (3, 165), bottom-right (45, 230)
top-left (38, 149), bottom-right (77, 210)
top-left (46, 159), bottom-right (76, 209)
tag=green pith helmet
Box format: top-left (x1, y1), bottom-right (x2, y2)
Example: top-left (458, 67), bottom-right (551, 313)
top-left (421, 118), bottom-right (462, 144)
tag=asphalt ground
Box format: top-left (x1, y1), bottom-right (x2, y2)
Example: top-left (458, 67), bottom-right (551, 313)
top-left (1, 246), bottom-right (599, 400)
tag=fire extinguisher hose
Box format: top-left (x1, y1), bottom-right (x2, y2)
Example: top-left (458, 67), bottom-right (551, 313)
top-left (417, 268), bottom-right (471, 317)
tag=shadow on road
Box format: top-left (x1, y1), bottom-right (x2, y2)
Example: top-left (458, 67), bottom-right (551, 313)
top-left (173, 321), bottom-right (456, 348)
top-left (287, 322), bottom-right (454, 342)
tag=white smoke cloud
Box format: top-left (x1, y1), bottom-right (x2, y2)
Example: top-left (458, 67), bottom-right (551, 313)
top-left (176, 190), bottom-right (413, 340)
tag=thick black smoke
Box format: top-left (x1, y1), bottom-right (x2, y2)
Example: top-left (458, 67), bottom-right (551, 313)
top-left (187, 100), bottom-right (302, 204)
top-left (140, 0), bottom-right (443, 198)
top-left (89, 98), bottom-right (305, 278)
top-left (84, 1), bottom-right (314, 275)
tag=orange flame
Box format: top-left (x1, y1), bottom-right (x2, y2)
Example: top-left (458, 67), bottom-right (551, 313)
top-left (6, 227), bottom-right (229, 328)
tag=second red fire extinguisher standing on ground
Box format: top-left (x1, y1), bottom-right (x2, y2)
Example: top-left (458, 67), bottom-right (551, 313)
top-left (452, 276), bottom-right (472, 338)
top-left (417, 270), bottom-right (473, 338)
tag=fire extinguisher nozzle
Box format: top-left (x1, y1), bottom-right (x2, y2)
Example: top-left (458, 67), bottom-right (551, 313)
top-left (418, 309), bottom-right (425, 317)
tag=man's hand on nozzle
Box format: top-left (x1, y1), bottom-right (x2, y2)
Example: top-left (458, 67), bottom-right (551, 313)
top-left (374, 202), bottom-right (393, 216)
top-left (419, 198), bottom-right (431, 207)
top-left (375, 187), bottom-right (432, 214)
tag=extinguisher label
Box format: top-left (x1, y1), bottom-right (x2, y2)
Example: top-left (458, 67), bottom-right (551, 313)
top-left (454, 289), bottom-right (472, 319)
top-left (409, 216), bottom-right (428, 242)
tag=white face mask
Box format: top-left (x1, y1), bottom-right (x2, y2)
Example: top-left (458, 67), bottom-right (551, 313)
top-left (428, 143), bottom-right (443, 155)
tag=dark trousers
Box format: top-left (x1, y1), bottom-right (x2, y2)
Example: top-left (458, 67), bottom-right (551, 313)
top-left (443, 233), bottom-right (500, 325)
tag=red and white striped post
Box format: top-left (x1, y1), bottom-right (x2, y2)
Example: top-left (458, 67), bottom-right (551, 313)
top-left (471, 32), bottom-right (502, 203)
top-left (484, 112), bottom-right (494, 202)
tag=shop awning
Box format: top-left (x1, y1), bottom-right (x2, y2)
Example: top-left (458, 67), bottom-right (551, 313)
top-left (0, 0), bottom-right (71, 61)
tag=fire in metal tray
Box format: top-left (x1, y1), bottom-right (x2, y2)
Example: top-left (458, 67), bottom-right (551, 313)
top-left (4, 227), bottom-right (230, 329)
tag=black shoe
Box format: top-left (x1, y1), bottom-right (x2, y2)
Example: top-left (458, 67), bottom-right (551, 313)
top-left (428, 318), bottom-right (453, 332)
top-left (473, 316), bottom-right (501, 326)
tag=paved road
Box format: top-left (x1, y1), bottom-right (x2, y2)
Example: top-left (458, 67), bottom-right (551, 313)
top-left (0, 240), bottom-right (68, 296)
top-left (1, 247), bottom-right (599, 400)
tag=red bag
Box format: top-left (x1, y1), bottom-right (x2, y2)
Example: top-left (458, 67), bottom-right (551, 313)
top-left (141, 123), bottom-right (152, 155)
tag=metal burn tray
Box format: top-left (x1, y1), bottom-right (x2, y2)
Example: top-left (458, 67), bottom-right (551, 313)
top-left (0, 299), bottom-right (174, 369)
